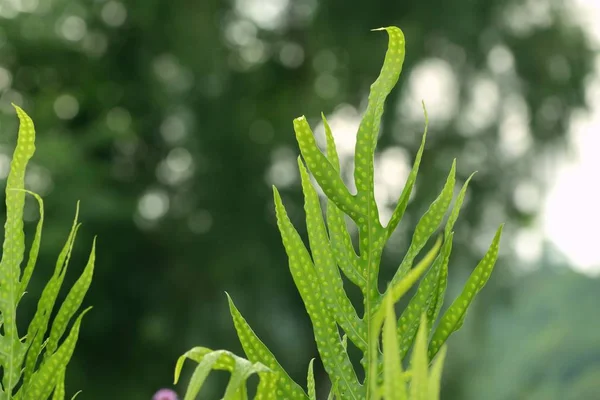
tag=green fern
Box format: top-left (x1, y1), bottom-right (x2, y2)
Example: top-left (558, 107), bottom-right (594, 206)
top-left (177, 26), bottom-right (503, 399)
top-left (0, 105), bottom-right (95, 400)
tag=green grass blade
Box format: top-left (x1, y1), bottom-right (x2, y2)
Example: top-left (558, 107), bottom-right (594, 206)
top-left (428, 345), bottom-right (447, 400)
top-left (273, 187), bottom-right (363, 400)
top-left (428, 224), bottom-right (504, 359)
top-left (409, 314), bottom-right (429, 400)
top-left (45, 237), bottom-right (96, 358)
top-left (307, 359), bottom-right (316, 400)
top-left (388, 161), bottom-right (456, 287)
top-left (298, 159), bottom-right (367, 351)
top-left (227, 294), bottom-right (308, 400)
top-left (382, 296), bottom-right (406, 400)
top-left (0, 105), bottom-right (37, 393)
top-left (384, 104), bottom-right (427, 238)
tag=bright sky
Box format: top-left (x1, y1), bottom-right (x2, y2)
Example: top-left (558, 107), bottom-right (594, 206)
top-left (543, 0), bottom-right (600, 273)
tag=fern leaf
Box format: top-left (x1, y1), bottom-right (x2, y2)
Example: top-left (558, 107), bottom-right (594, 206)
top-left (273, 188), bottom-right (363, 399)
top-left (428, 346), bottom-right (447, 400)
top-left (428, 224), bottom-right (504, 359)
top-left (22, 211), bottom-right (81, 386)
top-left (322, 115), bottom-right (363, 290)
top-left (45, 237), bottom-right (96, 358)
top-left (384, 104), bottom-right (427, 238)
top-left (174, 347), bottom-right (270, 400)
top-left (397, 233), bottom-right (453, 360)
top-left (18, 308), bottom-right (91, 400)
top-left (17, 190), bottom-right (44, 301)
top-left (389, 160), bottom-right (456, 286)
top-left (293, 117), bottom-right (355, 216)
top-left (409, 315), bottom-right (429, 400)
top-left (298, 159), bottom-right (367, 350)
top-left (51, 369), bottom-right (66, 400)
top-left (382, 296), bottom-right (406, 400)
top-left (426, 174), bottom-right (475, 334)
top-left (0, 105), bottom-right (36, 394)
top-left (307, 359), bottom-right (317, 400)
top-left (227, 294), bottom-right (308, 400)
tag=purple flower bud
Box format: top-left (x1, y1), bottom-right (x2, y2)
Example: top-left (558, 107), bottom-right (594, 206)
top-left (153, 388), bottom-right (178, 400)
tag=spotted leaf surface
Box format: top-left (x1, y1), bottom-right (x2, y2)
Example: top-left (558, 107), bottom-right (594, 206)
top-left (322, 115), bottom-right (363, 290)
top-left (19, 308), bottom-right (91, 400)
top-left (23, 214), bottom-right (81, 385)
top-left (397, 233), bottom-right (453, 360)
top-left (51, 369), bottom-right (66, 400)
top-left (425, 175), bottom-right (474, 334)
top-left (274, 188), bottom-right (363, 400)
top-left (45, 238), bottom-right (96, 358)
top-left (353, 26), bottom-right (405, 217)
top-left (307, 359), bottom-right (316, 400)
top-left (0, 105), bottom-right (36, 393)
top-left (428, 225), bottom-right (504, 359)
top-left (0, 108), bottom-right (94, 400)
top-left (390, 161), bottom-right (456, 286)
top-left (227, 294), bottom-right (307, 400)
top-left (293, 117), bottom-right (355, 216)
top-left (425, 236), bottom-right (454, 337)
top-left (299, 159), bottom-right (367, 351)
top-left (206, 24), bottom-right (504, 400)
top-left (17, 190), bottom-right (44, 301)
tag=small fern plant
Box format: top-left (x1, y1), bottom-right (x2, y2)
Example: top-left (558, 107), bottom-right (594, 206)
top-left (0, 106), bottom-right (96, 400)
top-left (175, 26), bottom-right (503, 399)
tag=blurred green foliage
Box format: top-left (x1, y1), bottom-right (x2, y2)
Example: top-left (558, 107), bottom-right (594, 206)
top-left (465, 265), bottom-right (600, 400)
top-left (0, 0), bottom-right (595, 398)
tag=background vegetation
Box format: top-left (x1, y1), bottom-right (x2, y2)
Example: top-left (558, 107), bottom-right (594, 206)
top-left (0, 0), bottom-right (597, 398)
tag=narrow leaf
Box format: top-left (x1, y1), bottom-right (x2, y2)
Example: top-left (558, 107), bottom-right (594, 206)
top-left (273, 187), bottom-right (363, 400)
top-left (227, 294), bottom-right (308, 400)
top-left (299, 159), bottom-right (367, 351)
top-left (293, 117), bottom-right (355, 217)
top-left (17, 189), bottom-right (44, 299)
top-left (384, 103), bottom-right (427, 238)
top-left (322, 115), bottom-right (363, 290)
top-left (382, 296), bottom-right (406, 400)
top-left (428, 345), bottom-right (447, 400)
top-left (389, 160), bottom-right (456, 286)
top-left (409, 314), bottom-right (429, 400)
top-left (307, 359), bottom-right (316, 400)
top-left (428, 224), bottom-right (504, 359)
top-left (22, 210), bottom-right (81, 386)
top-left (45, 237), bottom-right (96, 358)
top-left (397, 233), bottom-right (454, 360)
top-left (21, 308), bottom-right (91, 400)
top-left (0, 105), bottom-right (37, 393)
